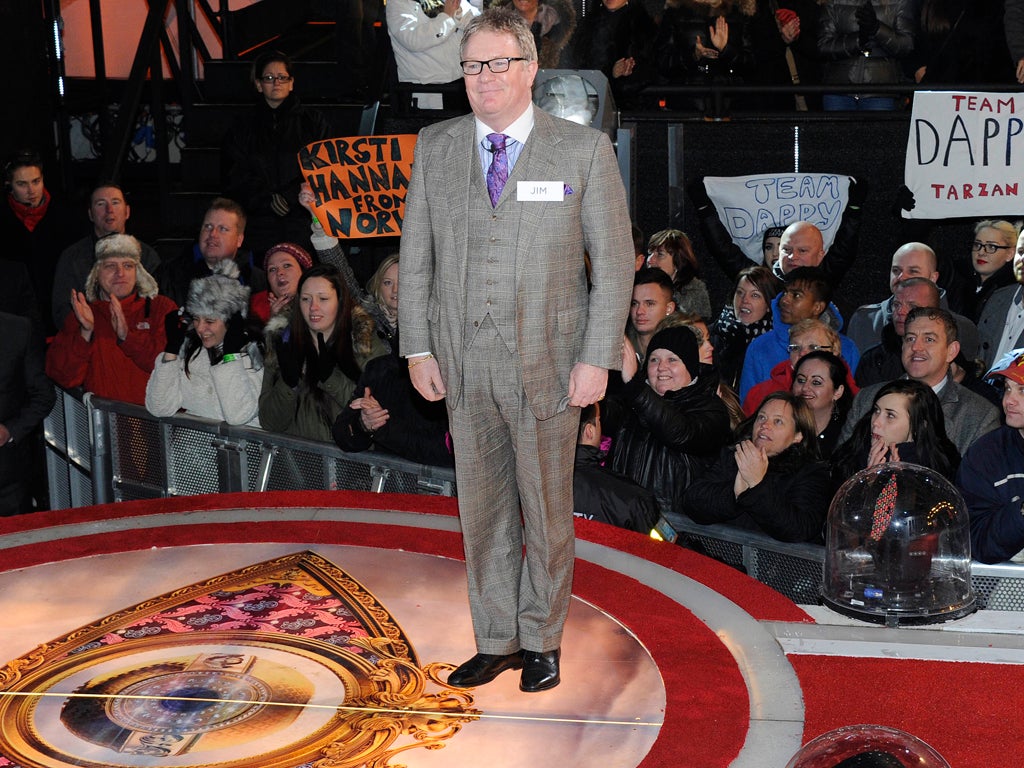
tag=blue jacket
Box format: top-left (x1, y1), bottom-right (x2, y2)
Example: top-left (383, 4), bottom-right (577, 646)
top-left (738, 295), bottom-right (860, 401)
top-left (958, 425), bottom-right (1024, 564)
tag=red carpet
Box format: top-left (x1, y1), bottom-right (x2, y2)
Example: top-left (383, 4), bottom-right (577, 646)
top-left (792, 655), bottom-right (1024, 768)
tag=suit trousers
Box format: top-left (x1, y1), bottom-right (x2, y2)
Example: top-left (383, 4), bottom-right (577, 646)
top-left (449, 317), bottom-right (577, 655)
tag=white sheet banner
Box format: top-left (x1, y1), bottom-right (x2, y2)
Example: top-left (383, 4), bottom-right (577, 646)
top-left (904, 91), bottom-right (1024, 219)
top-left (704, 174), bottom-right (849, 263)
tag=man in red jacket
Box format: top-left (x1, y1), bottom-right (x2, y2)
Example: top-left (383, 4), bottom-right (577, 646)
top-left (46, 234), bottom-right (177, 405)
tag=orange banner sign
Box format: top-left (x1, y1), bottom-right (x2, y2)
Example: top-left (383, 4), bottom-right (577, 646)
top-left (298, 135), bottom-right (417, 239)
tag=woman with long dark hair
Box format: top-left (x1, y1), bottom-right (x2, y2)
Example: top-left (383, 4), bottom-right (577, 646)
top-left (682, 391), bottom-right (833, 542)
top-left (831, 378), bottom-right (960, 483)
top-left (259, 264), bottom-right (385, 441)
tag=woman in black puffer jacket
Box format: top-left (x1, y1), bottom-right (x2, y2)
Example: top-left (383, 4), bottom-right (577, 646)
top-left (682, 391), bottom-right (833, 543)
top-left (817, 0), bottom-right (915, 110)
top-left (610, 326), bottom-right (732, 520)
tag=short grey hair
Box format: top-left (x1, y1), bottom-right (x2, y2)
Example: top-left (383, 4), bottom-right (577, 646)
top-left (460, 8), bottom-right (538, 63)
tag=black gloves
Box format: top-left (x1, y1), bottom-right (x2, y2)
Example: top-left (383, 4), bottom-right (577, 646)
top-left (275, 336), bottom-right (303, 387)
top-left (164, 310), bottom-right (188, 355)
top-left (223, 314), bottom-right (248, 355)
top-left (892, 184), bottom-right (917, 216)
top-left (686, 176), bottom-right (713, 213)
top-left (847, 176), bottom-right (868, 208)
top-left (856, 1), bottom-right (879, 48)
top-left (313, 332), bottom-right (337, 382)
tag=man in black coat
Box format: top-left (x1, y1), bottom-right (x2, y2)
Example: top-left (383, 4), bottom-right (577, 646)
top-left (573, 401), bottom-right (659, 533)
top-left (0, 311), bottom-right (55, 515)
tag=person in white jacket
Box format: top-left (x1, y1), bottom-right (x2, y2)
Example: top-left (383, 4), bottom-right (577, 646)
top-left (146, 261), bottom-right (263, 427)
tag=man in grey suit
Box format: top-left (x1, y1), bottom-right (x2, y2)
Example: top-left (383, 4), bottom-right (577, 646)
top-left (840, 307), bottom-right (1000, 455)
top-left (398, 8), bottom-right (634, 692)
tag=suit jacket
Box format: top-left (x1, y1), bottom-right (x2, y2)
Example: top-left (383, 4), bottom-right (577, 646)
top-left (978, 284), bottom-right (1024, 369)
top-left (398, 108), bottom-right (634, 419)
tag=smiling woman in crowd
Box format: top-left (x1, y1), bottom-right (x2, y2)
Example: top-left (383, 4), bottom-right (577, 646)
top-left (259, 264), bottom-right (386, 442)
top-left (610, 326), bottom-right (731, 518)
top-left (682, 391), bottom-right (832, 542)
top-left (146, 261), bottom-right (264, 426)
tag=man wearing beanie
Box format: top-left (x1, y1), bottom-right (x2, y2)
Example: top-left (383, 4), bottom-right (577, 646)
top-left (610, 325), bottom-right (731, 525)
top-left (46, 233), bottom-right (177, 406)
top-left (146, 261), bottom-right (263, 427)
top-left (158, 198), bottom-right (267, 308)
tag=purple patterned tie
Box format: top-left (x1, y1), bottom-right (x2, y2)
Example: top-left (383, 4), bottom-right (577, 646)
top-left (486, 132), bottom-right (509, 207)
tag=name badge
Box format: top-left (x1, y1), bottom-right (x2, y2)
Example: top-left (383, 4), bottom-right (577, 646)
top-left (517, 181), bottom-right (564, 201)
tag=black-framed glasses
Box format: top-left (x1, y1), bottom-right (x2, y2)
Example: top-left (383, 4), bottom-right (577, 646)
top-left (972, 241), bottom-right (1011, 254)
top-left (460, 57), bottom-right (528, 75)
top-left (260, 74), bottom-right (293, 84)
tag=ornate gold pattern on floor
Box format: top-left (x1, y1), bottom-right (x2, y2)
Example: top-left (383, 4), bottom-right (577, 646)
top-left (0, 551), bottom-right (479, 768)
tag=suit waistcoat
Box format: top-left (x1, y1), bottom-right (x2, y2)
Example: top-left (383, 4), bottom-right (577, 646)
top-left (463, 143), bottom-right (525, 353)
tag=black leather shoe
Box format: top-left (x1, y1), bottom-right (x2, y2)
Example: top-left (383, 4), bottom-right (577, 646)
top-left (446, 652), bottom-right (523, 688)
top-left (520, 649), bottom-right (560, 692)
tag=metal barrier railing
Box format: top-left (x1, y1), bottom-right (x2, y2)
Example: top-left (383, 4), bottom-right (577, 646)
top-left (43, 389), bottom-right (456, 507)
top-left (43, 387), bottom-right (1024, 611)
top-left (673, 517), bottom-right (1024, 613)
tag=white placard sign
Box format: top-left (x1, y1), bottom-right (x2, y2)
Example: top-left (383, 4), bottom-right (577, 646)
top-left (704, 173), bottom-right (850, 263)
top-left (904, 91), bottom-right (1024, 219)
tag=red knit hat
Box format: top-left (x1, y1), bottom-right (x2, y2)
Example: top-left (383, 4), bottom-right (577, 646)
top-left (264, 242), bottom-right (313, 272)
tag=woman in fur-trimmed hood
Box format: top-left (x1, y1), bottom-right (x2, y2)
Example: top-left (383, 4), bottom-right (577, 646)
top-left (259, 264), bottom-right (386, 443)
top-left (146, 260), bottom-right (265, 427)
top-left (493, 0), bottom-right (576, 68)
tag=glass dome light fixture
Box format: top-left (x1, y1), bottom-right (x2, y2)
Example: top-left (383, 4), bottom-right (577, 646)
top-left (822, 462), bottom-right (976, 627)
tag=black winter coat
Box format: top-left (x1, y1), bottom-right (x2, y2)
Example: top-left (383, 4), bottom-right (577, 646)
top-left (610, 373), bottom-right (731, 515)
top-left (683, 444), bottom-right (832, 542)
top-left (573, 444), bottom-right (660, 532)
top-left (333, 352), bottom-right (453, 468)
top-left (818, 0), bottom-right (915, 85)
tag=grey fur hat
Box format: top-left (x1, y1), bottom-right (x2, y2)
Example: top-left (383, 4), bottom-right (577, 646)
top-left (85, 233), bottom-right (160, 301)
top-left (186, 260), bottom-right (251, 321)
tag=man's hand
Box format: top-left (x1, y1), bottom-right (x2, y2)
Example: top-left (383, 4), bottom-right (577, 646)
top-left (1017, 58), bottom-right (1024, 84)
top-left (71, 289), bottom-right (95, 341)
top-left (611, 57), bottom-right (635, 78)
top-left (443, 0), bottom-right (460, 18)
top-left (409, 357), bottom-right (447, 402)
top-left (568, 363), bottom-right (608, 408)
top-left (110, 295), bottom-right (129, 341)
top-left (0, 423), bottom-right (10, 447)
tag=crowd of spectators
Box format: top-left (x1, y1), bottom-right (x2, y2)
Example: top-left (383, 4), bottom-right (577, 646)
top-left (388, 0), bottom-right (1020, 116)
top-left (5, 2), bottom-right (1024, 570)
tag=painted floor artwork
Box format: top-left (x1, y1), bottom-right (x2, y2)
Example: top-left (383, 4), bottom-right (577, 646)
top-left (0, 543), bottom-right (665, 768)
